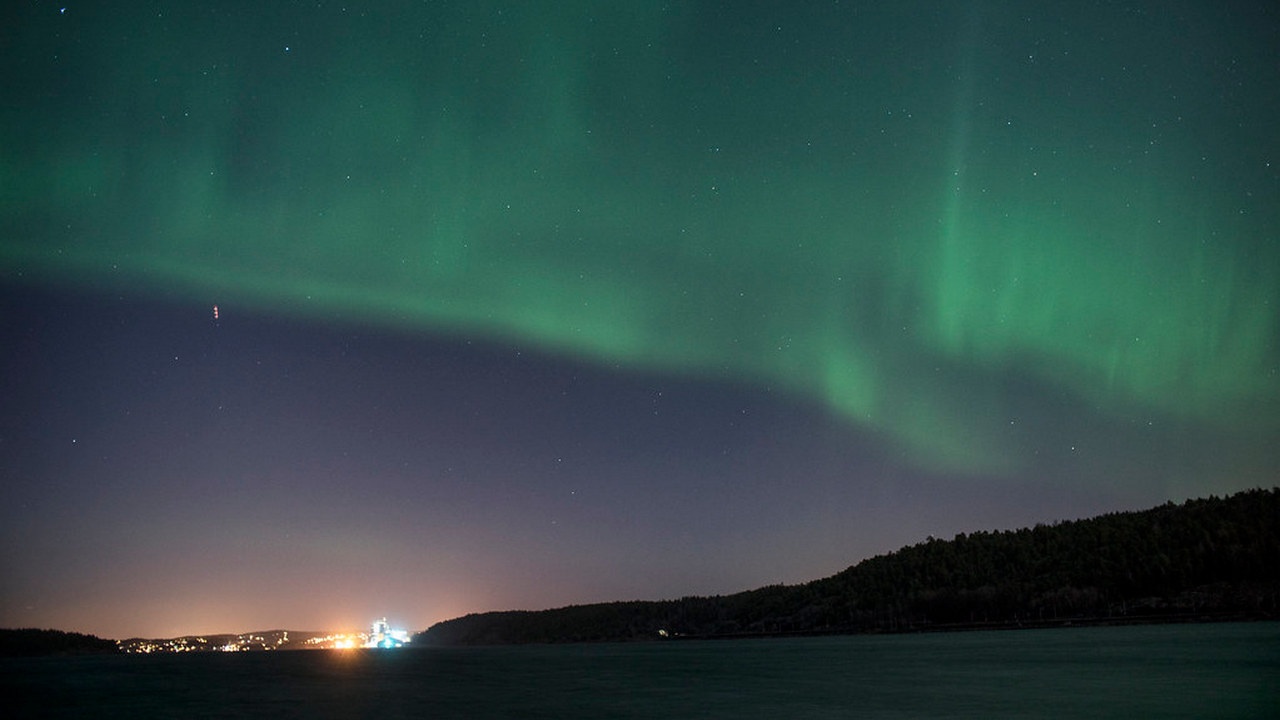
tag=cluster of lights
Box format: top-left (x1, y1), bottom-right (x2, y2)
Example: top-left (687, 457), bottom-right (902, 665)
top-left (120, 620), bottom-right (412, 653)
top-left (120, 630), bottom-right (294, 653)
top-left (121, 637), bottom-right (212, 654)
top-left (302, 632), bottom-right (367, 650)
top-left (365, 618), bottom-right (411, 649)
top-left (215, 632), bottom-right (290, 652)
top-left (298, 619), bottom-right (412, 649)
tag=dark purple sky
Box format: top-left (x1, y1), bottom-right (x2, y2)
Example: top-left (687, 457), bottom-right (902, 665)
top-left (2, 281), bottom-right (1268, 638)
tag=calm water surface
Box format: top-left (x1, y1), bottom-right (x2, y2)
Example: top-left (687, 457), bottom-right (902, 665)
top-left (4, 622), bottom-right (1277, 718)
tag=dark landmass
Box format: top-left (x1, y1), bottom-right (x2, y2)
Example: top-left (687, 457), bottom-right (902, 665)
top-left (0, 628), bottom-right (120, 657)
top-left (416, 488), bottom-right (1280, 645)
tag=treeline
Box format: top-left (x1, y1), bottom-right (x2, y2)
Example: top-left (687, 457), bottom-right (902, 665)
top-left (417, 488), bottom-right (1280, 645)
top-left (0, 628), bottom-right (120, 657)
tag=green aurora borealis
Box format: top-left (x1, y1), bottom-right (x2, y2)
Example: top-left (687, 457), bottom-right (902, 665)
top-left (4, 2), bottom-right (1277, 475)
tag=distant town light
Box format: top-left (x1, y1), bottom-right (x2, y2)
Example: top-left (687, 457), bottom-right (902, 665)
top-left (365, 617), bottom-right (411, 648)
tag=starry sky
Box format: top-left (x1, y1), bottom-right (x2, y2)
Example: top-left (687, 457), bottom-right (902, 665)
top-left (2, 1), bottom-right (1277, 639)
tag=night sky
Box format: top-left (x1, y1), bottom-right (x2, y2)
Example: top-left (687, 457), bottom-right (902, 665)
top-left (2, 2), bottom-right (1277, 639)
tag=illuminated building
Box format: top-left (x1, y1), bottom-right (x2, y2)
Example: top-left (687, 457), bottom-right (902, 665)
top-left (365, 617), bottom-right (411, 648)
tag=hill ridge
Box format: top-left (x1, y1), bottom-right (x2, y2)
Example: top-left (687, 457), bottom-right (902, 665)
top-left (416, 488), bottom-right (1280, 645)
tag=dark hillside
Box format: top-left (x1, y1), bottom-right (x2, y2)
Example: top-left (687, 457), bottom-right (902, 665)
top-left (417, 488), bottom-right (1280, 645)
top-left (0, 628), bottom-right (120, 656)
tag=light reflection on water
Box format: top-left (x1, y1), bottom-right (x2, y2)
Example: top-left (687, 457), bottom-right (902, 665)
top-left (4, 622), bottom-right (1277, 718)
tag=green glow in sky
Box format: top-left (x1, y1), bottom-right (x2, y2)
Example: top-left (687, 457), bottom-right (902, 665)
top-left (4, 3), bottom-right (1277, 473)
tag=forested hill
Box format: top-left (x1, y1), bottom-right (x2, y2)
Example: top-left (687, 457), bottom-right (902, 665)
top-left (0, 629), bottom-right (119, 656)
top-left (416, 488), bottom-right (1280, 645)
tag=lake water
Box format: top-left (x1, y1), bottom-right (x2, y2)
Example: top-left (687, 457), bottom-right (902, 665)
top-left (4, 622), bottom-right (1277, 718)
